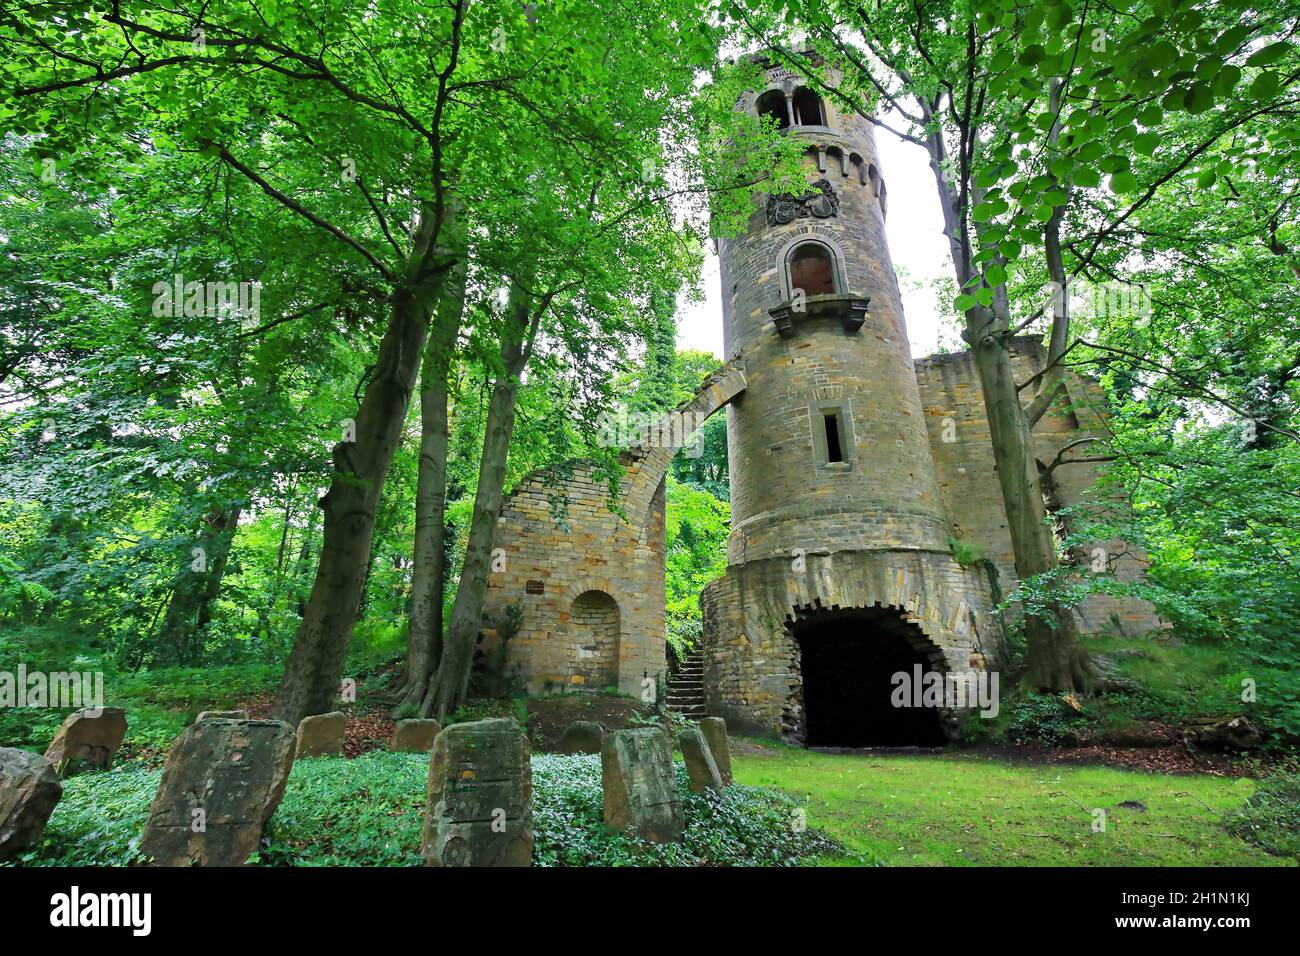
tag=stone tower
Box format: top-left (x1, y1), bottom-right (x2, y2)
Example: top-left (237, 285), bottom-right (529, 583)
top-left (701, 58), bottom-right (1000, 745)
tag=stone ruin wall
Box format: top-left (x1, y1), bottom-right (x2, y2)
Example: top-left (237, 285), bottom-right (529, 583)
top-left (480, 459), bottom-right (667, 698)
top-left (915, 336), bottom-right (1165, 637)
top-left (480, 362), bottom-right (748, 700)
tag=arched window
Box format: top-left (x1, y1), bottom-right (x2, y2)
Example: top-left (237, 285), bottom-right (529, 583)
top-left (789, 242), bottom-right (836, 296)
top-left (756, 90), bottom-right (790, 130)
top-left (792, 87), bottom-right (825, 126)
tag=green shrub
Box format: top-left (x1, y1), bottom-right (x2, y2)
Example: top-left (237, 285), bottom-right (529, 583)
top-left (531, 754), bottom-right (840, 866)
top-left (1222, 772), bottom-right (1300, 861)
top-left (1005, 692), bottom-right (1101, 746)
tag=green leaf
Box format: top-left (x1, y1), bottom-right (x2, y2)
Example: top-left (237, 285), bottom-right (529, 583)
top-left (1110, 171), bottom-right (1140, 193)
top-left (1184, 83), bottom-right (1214, 114)
top-left (1246, 42), bottom-right (1290, 67)
top-left (1134, 132), bottom-right (1160, 156)
top-left (1250, 71), bottom-right (1280, 99)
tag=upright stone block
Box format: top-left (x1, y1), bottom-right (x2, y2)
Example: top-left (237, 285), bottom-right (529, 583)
top-left (557, 720), bottom-right (604, 754)
top-left (421, 718), bottom-right (532, 867)
top-left (44, 707), bottom-right (127, 775)
top-left (699, 717), bottom-right (733, 786)
top-left (139, 718), bottom-right (296, 867)
top-left (295, 711), bottom-right (346, 757)
top-left (601, 727), bottom-right (682, 843)
top-left (196, 710), bottom-right (247, 723)
top-left (679, 727), bottom-right (724, 793)
top-left (392, 719), bottom-right (441, 753)
top-left (0, 748), bottom-right (62, 862)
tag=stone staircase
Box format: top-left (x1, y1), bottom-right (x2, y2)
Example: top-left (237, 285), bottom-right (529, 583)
top-left (667, 650), bottom-right (706, 719)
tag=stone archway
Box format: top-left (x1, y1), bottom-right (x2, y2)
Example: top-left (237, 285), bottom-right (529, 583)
top-left (785, 604), bottom-right (948, 747)
top-left (567, 589), bottom-right (621, 691)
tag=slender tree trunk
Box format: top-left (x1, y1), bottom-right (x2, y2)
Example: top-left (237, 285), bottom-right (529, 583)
top-left (273, 196), bottom-right (459, 725)
top-left (421, 283), bottom-right (537, 719)
top-left (272, 289), bottom-right (437, 725)
top-left (158, 505), bottom-right (243, 665)
top-left (396, 260), bottom-right (467, 714)
top-left (294, 503), bottom-right (319, 618)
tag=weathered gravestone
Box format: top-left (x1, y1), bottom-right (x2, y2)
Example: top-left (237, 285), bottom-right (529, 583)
top-left (138, 718), bottom-right (296, 866)
top-left (699, 717), bottom-right (732, 786)
top-left (421, 718), bottom-right (533, 867)
top-left (679, 727), bottom-right (724, 793)
top-left (557, 720), bottom-right (604, 754)
top-left (392, 719), bottom-right (441, 753)
top-left (602, 727), bottom-right (682, 843)
top-left (295, 711), bottom-right (346, 757)
top-left (0, 748), bottom-right (63, 862)
top-left (44, 707), bottom-right (127, 775)
top-left (196, 710), bottom-right (247, 723)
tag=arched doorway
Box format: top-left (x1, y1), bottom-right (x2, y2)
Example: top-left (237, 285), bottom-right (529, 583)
top-left (568, 590), bottom-right (620, 690)
top-left (788, 605), bottom-right (947, 747)
top-left (788, 241), bottom-right (837, 296)
top-left (756, 89), bottom-right (790, 129)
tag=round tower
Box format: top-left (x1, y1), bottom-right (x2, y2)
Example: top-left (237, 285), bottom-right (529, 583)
top-left (719, 60), bottom-right (949, 564)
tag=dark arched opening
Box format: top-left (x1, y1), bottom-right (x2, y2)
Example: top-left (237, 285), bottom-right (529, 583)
top-left (756, 90), bottom-right (790, 129)
top-left (790, 606), bottom-right (947, 747)
top-left (789, 242), bottom-right (836, 296)
top-left (792, 87), bottom-right (825, 126)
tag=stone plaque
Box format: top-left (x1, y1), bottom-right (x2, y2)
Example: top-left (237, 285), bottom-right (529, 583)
top-left (679, 727), bottom-right (724, 793)
top-left (0, 748), bottom-right (62, 862)
top-left (699, 717), bottom-right (733, 786)
top-left (44, 707), bottom-right (127, 776)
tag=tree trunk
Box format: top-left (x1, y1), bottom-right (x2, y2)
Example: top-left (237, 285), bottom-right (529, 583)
top-left (917, 101), bottom-right (1093, 692)
top-left (395, 260), bottom-right (467, 715)
top-left (158, 505), bottom-right (243, 665)
top-left (969, 322), bottom-right (1093, 690)
top-left (421, 284), bottom-right (536, 719)
top-left (272, 289), bottom-right (437, 725)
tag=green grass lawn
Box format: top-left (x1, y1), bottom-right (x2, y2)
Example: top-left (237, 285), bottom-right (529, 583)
top-left (732, 740), bottom-right (1292, 867)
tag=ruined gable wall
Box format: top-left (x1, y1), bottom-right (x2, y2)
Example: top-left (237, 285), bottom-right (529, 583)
top-left (482, 458), bottom-right (666, 698)
top-left (914, 337), bottom-right (1164, 636)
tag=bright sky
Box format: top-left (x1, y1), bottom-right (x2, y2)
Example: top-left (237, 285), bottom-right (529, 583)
top-left (675, 118), bottom-right (958, 360)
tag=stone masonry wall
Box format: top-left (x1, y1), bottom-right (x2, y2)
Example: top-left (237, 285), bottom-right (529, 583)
top-left (915, 336), bottom-right (1165, 636)
top-left (482, 362), bottom-right (748, 698)
top-left (700, 549), bottom-right (998, 740)
top-left (482, 459), bottom-right (667, 697)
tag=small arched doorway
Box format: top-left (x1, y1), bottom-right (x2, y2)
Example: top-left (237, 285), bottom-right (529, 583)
top-left (756, 89), bottom-right (790, 129)
top-left (789, 242), bottom-right (837, 296)
top-left (792, 87), bottom-right (825, 126)
top-left (568, 589), bottom-right (620, 690)
top-left (788, 605), bottom-right (947, 747)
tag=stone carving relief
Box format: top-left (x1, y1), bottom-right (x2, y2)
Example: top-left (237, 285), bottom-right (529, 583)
top-left (766, 179), bottom-right (840, 226)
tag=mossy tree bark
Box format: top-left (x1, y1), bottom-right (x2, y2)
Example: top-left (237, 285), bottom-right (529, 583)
top-left (421, 282), bottom-right (543, 720)
top-left (396, 260), bottom-right (467, 715)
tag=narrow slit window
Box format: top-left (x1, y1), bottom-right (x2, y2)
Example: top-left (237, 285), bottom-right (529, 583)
top-left (824, 412), bottom-right (844, 463)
